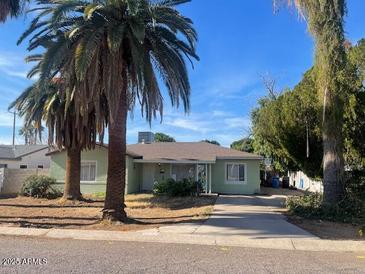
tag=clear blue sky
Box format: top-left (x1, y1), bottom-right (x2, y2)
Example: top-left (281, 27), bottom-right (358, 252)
top-left (0, 1), bottom-right (364, 147)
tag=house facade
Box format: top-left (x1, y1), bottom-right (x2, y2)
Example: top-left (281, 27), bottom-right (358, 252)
top-left (0, 145), bottom-right (50, 169)
top-left (49, 139), bottom-right (262, 195)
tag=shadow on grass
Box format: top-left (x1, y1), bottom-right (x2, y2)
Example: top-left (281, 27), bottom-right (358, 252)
top-left (0, 214), bottom-right (206, 229)
top-left (0, 203), bottom-right (104, 208)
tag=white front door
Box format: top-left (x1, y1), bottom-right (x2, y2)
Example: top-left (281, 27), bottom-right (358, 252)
top-left (142, 164), bottom-right (156, 191)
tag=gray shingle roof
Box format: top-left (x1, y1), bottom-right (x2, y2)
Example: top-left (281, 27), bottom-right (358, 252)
top-left (127, 142), bottom-right (262, 162)
top-left (0, 145), bottom-right (49, 159)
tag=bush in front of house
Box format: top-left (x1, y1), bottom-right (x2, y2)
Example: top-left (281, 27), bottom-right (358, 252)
top-left (20, 175), bottom-right (62, 199)
top-left (153, 178), bottom-right (201, 197)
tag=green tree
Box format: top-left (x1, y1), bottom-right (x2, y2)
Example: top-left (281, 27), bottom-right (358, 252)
top-left (0, 0), bottom-right (28, 22)
top-left (252, 70), bottom-right (323, 177)
top-left (20, 0), bottom-right (198, 221)
top-left (343, 39), bottom-right (365, 169)
top-left (231, 138), bottom-right (254, 153)
top-left (201, 140), bottom-right (220, 146)
top-left (276, 0), bottom-right (348, 203)
top-left (252, 38), bottom-right (365, 178)
top-left (154, 132), bottom-right (175, 142)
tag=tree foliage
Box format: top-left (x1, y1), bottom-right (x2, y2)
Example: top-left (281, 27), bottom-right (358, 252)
top-left (201, 139), bottom-right (220, 146)
top-left (252, 40), bottom-right (365, 178)
top-left (0, 0), bottom-right (28, 22)
top-left (154, 132), bottom-right (175, 142)
top-left (231, 138), bottom-right (254, 153)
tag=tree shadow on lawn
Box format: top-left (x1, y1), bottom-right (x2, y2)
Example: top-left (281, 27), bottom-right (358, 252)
top-left (0, 214), bottom-right (206, 230)
top-left (0, 194), bottom-right (215, 230)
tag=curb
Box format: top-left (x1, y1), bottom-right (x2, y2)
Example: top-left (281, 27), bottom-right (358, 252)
top-left (0, 227), bottom-right (364, 252)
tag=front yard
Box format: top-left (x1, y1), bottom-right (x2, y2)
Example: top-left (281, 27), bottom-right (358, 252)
top-left (0, 194), bottom-right (216, 231)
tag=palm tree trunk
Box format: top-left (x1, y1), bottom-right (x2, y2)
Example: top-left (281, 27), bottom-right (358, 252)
top-left (102, 92), bottom-right (127, 222)
top-left (322, 88), bottom-right (345, 203)
top-left (63, 147), bottom-right (82, 200)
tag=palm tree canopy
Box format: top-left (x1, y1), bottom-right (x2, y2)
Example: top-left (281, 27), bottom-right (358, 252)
top-left (19, 0), bottom-right (199, 124)
top-left (9, 79), bottom-right (108, 150)
top-left (0, 0), bottom-right (28, 22)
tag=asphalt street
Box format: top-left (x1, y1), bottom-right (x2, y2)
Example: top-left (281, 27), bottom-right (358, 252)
top-left (0, 235), bottom-right (364, 273)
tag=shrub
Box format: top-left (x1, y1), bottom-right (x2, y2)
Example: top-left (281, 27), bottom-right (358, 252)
top-left (286, 192), bottom-right (365, 225)
top-left (20, 175), bottom-right (61, 199)
top-left (287, 170), bottom-right (365, 226)
top-left (153, 178), bottom-right (201, 197)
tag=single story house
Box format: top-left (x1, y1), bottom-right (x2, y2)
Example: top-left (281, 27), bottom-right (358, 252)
top-left (49, 138), bottom-right (262, 195)
top-left (0, 145), bottom-right (50, 169)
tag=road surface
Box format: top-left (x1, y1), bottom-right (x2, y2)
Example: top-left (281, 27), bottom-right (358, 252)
top-left (0, 235), bottom-right (364, 273)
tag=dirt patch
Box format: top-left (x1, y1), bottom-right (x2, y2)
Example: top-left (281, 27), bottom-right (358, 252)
top-left (287, 215), bottom-right (364, 241)
top-left (0, 194), bottom-right (216, 231)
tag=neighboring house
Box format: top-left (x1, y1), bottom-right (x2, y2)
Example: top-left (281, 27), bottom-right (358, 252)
top-left (49, 133), bottom-right (263, 195)
top-left (0, 145), bottom-right (51, 169)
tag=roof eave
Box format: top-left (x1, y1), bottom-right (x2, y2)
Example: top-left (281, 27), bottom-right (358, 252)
top-left (216, 156), bottom-right (263, 160)
top-left (133, 159), bottom-right (216, 164)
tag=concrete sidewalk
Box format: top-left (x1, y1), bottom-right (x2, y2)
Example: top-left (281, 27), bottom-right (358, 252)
top-left (0, 226), bottom-right (364, 252)
top-left (0, 195), bottom-right (363, 252)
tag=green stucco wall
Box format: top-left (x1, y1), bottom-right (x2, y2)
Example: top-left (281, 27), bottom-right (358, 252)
top-left (49, 146), bottom-right (141, 194)
top-left (211, 159), bottom-right (261, 195)
top-left (49, 146), bottom-right (260, 195)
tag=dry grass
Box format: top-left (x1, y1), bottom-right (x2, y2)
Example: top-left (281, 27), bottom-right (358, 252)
top-left (0, 194), bottom-right (216, 231)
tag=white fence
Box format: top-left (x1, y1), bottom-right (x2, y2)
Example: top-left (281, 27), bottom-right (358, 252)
top-left (0, 168), bottom-right (4, 193)
top-left (288, 170), bottom-right (323, 193)
top-left (0, 168), bottom-right (49, 195)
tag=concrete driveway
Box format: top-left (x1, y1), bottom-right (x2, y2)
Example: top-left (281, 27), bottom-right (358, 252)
top-left (156, 195), bottom-right (316, 239)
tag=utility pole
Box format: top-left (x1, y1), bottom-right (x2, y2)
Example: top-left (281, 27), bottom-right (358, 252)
top-left (8, 110), bottom-right (16, 148)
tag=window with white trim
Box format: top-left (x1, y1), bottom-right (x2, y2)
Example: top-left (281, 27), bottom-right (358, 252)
top-left (80, 161), bottom-right (96, 182)
top-left (226, 163), bottom-right (246, 183)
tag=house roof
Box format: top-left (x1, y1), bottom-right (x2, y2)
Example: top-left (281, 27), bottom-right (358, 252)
top-left (127, 142), bottom-right (262, 163)
top-left (46, 143), bottom-right (142, 158)
top-left (0, 145), bottom-right (49, 160)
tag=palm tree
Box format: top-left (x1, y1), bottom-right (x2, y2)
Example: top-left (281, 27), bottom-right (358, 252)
top-left (19, 0), bottom-right (198, 221)
top-left (19, 123), bottom-right (44, 144)
top-left (0, 0), bottom-right (28, 22)
top-left (275, 0), bottom-right (347, 203)
top-left (10, 79), bottom-right (108, 200)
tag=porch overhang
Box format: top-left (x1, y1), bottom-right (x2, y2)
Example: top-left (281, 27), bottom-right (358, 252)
top-left (216, 156), bottom-right (263, 160)
top-left (133, 158), bottom-right (215, 164)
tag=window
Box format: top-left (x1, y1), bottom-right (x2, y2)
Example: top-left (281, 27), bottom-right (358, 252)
top-left (20, 165), bottom-right (27, 169)
top-left (37, 165), bottom-right (44, 169)
top-left (226, 163), bottom-right (246, 184)
top-left (80, 161), bottom-right (96, 182)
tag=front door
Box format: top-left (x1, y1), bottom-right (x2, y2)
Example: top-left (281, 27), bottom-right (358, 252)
top-left (142, 164), bottom-right (156, 191)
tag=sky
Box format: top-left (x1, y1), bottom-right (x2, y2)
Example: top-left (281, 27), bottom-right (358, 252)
top-left (0, 1), bottom-right (364, 147)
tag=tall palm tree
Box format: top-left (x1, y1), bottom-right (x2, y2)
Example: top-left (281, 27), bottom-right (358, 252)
top-left (275, 0), bottom-right (347, 203)
top-left (19, 0), bottom-right (198, 221)
top-left (0, 0), bottom-right (28, 22)
top-left (10, 78), bottom-right (108, 200)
